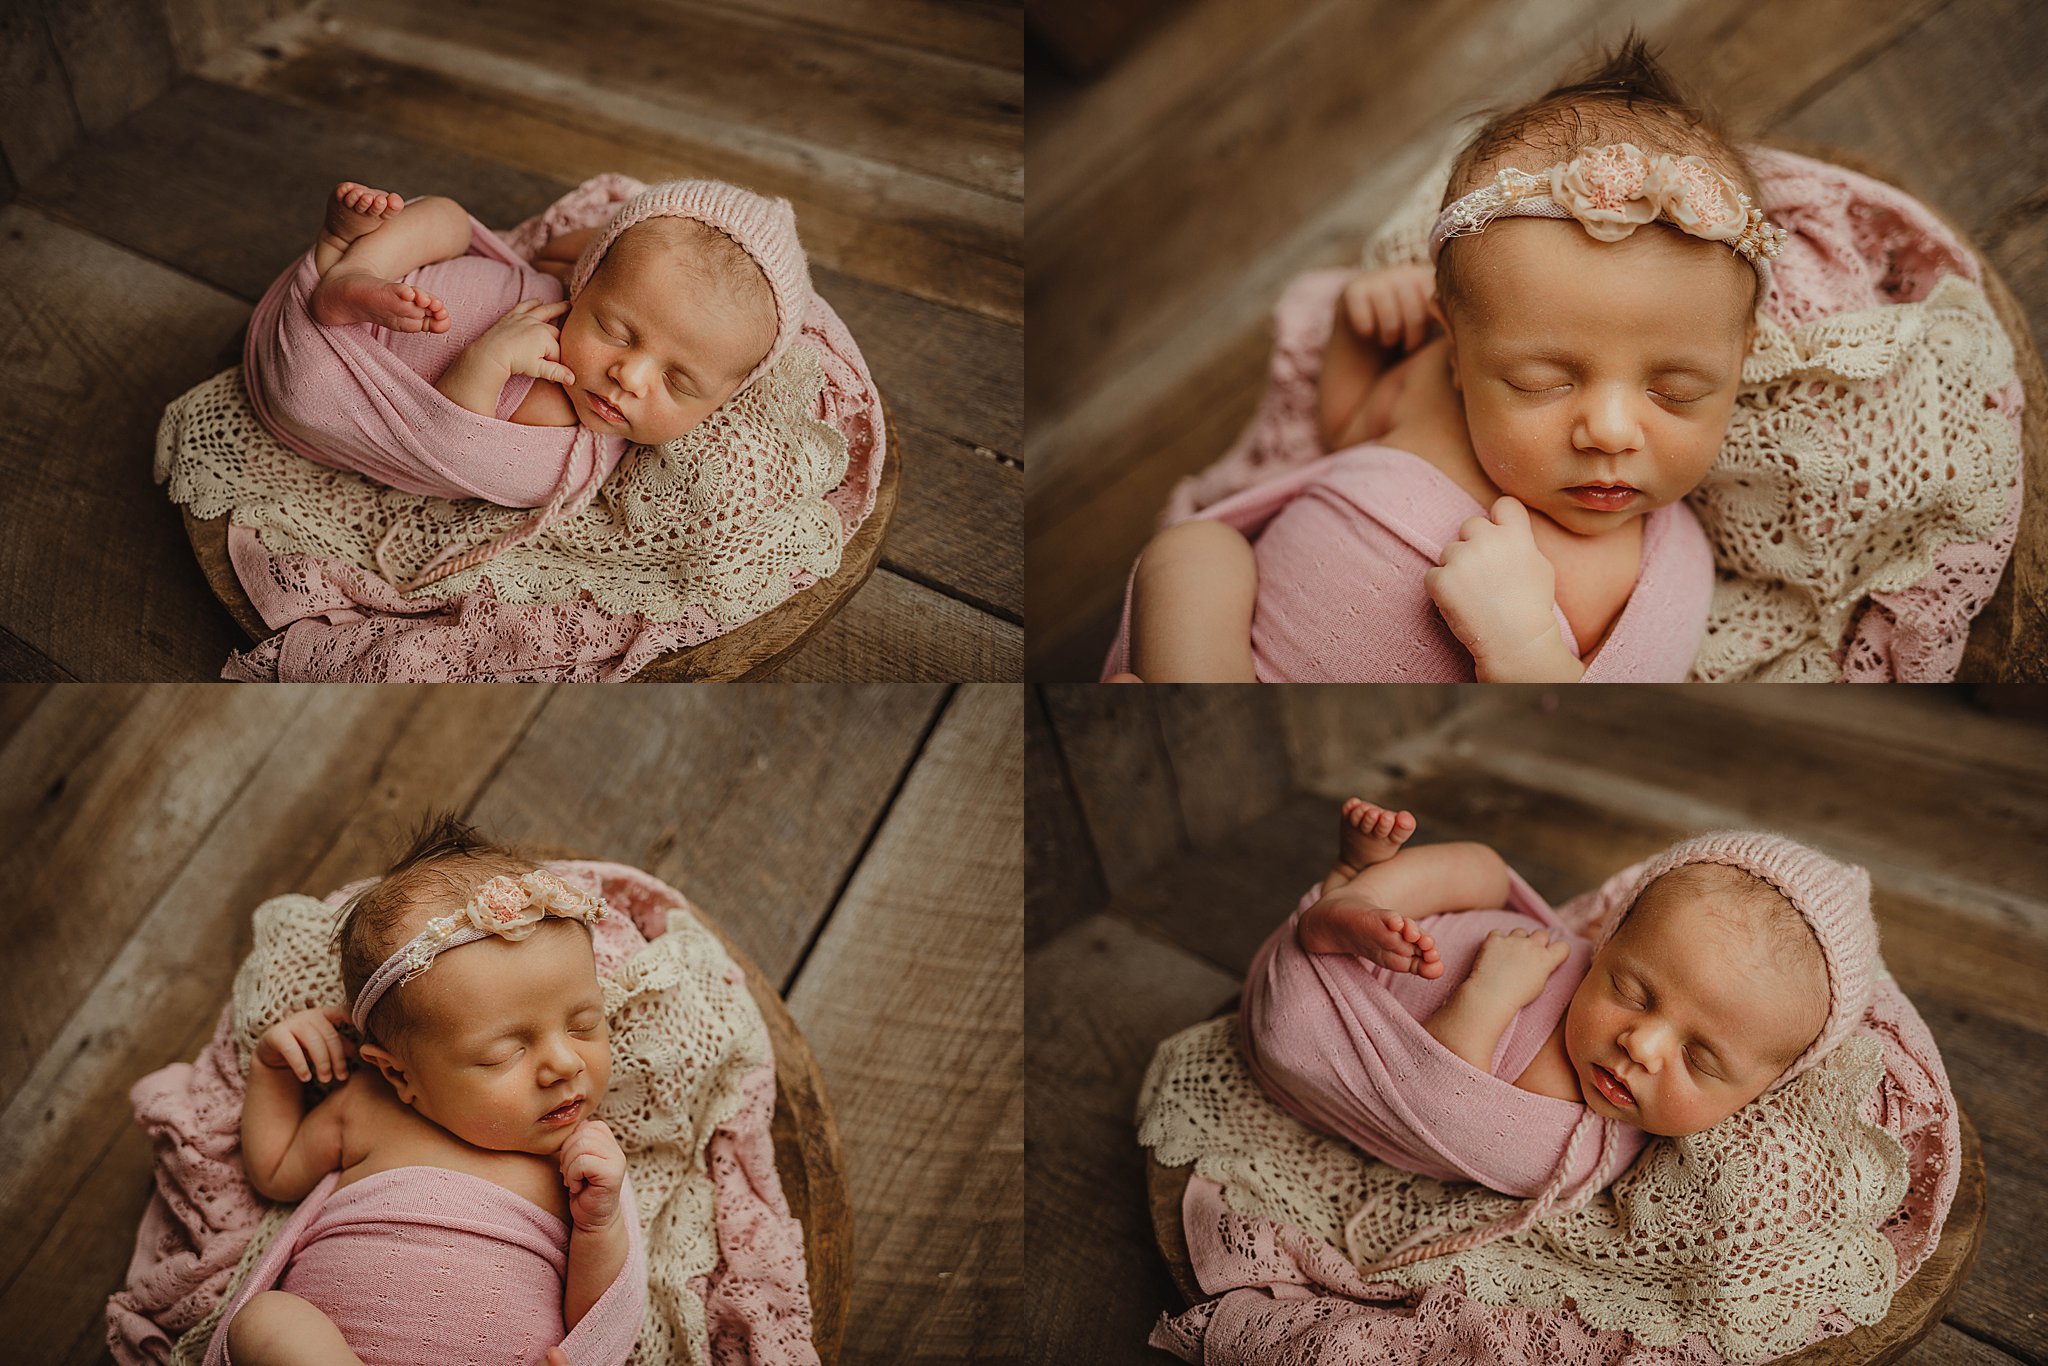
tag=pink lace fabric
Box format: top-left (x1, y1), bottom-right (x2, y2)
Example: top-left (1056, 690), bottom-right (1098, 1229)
top-left (1163, 149), bottom-right (2025, 682)
top-left (1148, 858), bottom-right (1961, 1364)
top-left (176, 174), bottom-right (883, 682)
top-left (105, 861), bottom-right (817, 1366)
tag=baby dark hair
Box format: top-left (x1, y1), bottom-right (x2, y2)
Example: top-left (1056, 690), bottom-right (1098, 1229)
top-left (335, 813), bottom-right (537, 1044)
top-left (1436, 30), bottom-right (1765, 315)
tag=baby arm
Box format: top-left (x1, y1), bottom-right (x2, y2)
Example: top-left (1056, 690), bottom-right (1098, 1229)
top-left (1320, 265), bottom-right (1436, 451)
top-left (242, 1008), bottom-right (355, 1202)
top-left (435, 298), bottom-right (580, 419)
top-left (1425, 928), bottom-right (1569, 1071)
top-left (1425, 496), bottom-right (1586, 682)
top-left (1126, 519), bottom-right (1259, 682)
top-left (560, 1119), bottom-right (631, 1331)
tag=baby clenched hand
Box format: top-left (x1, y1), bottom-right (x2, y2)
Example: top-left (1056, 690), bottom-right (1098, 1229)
top-left (477, 298), bottom-right (576, 388)
top-left (559, 1118), bottom-right (627, 1233)
top-left (1425, 496), bottom-right (1565, 675)
top-left (1339, 264), bottom-right (1436, 354)
top-left (254, 1006), bottom-right (355, 1085)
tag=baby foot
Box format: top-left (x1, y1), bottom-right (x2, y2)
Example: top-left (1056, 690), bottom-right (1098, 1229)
top-left (311, 272), bottom-right (452, 333)
top-left (1333, 798), bottom-right (1416, 880)
top-left (1298, 896), bottom-right (1443, 978)
top-left (319, 181), bottom-right (404, 258)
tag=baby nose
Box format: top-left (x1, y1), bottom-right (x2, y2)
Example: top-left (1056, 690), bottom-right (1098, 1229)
top-left (1619, 1019), bottom-right (1674, 1070)
top-left (1574, 384), bottom-right (1644, 454)
top-left (534, 1035), bottom-right (583, 1083)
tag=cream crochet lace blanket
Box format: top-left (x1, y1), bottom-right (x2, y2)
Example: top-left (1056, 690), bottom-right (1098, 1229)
top-left (1139, 1017), bottom-right (1908, 1364)
top-left (165, 870), bottom-right (773, 1366)
top-left (155, 338), bottom-right (852, 627)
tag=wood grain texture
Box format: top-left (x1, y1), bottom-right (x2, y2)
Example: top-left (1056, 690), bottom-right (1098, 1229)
top-left (41, 0), bottom-right (178, 136)
top-left (1039, 685), bottom-right (1188, 893)
top-left (1024, 685), bottom-right (1108, 950)
top-left (0, 2), bottom-right (86, 189)
top-left (1027, 914), bottom-right (1236, 1363)
top-left (760, 568), bottom-right (1023, 682)
top-left (785, 685), bottom-right (1023, 1362)
top-left (470, 685), bottom-right (943, 984)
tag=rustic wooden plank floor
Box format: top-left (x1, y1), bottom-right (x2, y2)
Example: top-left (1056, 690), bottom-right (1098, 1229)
top-left (0, 681), bottom-right (1022, 1363)
top-left (1025, 0), bottom-right (2048, 680)
top-left (0, 0), bottom-right (1021, 681)
top-left (1028, 686), bottom-right (2048, 1363)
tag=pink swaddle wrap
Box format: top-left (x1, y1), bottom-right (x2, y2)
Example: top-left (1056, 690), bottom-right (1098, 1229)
top-left (1102, 444), bottom-right (1714, 681)
top-left (1241, 868), bottom-right (1648, 1200)
top-left (244, 211), bottom-right (627, 509)
top-left (201, 1167), bottom-right (645, 1366)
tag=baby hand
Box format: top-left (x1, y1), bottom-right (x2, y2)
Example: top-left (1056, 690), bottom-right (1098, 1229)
top-left (1424, 496), bottom-right (1572, 680)
top-left (558, 1118), bottom-right (626, 1233)
top-left (1469, 927), bottom-right (1570, 1009)
top-left (475, 298), bottom-right (576, 388)
top-left (1339, 264), bottom-right (1436, 355)
top-left (254, 1006), bottom-right (355, 1085)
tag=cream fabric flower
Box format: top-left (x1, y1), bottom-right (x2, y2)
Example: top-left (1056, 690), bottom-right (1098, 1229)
top-left (465, 874), bottom-right (546, 938)
top-left (1550, 142), bottom-right (1660, 242)
top-left (1646, 154), bottom-right (1749, 241)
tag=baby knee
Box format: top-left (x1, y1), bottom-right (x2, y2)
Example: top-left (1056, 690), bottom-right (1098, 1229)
top-left (1138, 519), bottom-right (1253, 579)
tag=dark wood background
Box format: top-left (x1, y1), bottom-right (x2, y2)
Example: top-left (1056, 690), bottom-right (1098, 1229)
top-left (0, 0), bottom-right (1022, 681)
top-left (1028, 684), bottom-right (2048, 1363)
top-left (0, 682), bottom-right (1022, 1362)
top-left (1025, 0), bottom-right (2048, 680)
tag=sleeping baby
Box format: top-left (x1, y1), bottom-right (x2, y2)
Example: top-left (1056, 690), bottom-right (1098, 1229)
top-left (1113, 38), bottom-right (1785, 683)
top-left (1242, 800), bottom-right (1878, 1271)
top-left (242, 174), bottom-right (812, 591)
top-left (212, 819), bottom-right (643, 1366)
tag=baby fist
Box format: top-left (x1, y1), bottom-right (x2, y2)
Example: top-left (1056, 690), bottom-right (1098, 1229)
top-left (1424, 496), bottom-right (1571, 680)
top-left (254, 1006), bottom-right (354, 1085)
top-left (559, 1118), bottom-right (626, 1233)
top-left (1470, 927), bottom-right (1571, 1009)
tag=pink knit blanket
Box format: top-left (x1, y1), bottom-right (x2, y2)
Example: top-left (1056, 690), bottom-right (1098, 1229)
top-left (1241, 871), bottom-right (1647, 1199)
top-left (206, 175), bottom-right (884, 681)
top-left (1161, 147), bottom-right (2025, 682)
top-left (200, 1167), bottom-right (645, 1366)
top-left (244, 209), bottom-right (626, 508)
top-left (1155, 855), bottom-right (1962, 1365)
top-left (105, 861), bottom-right (816, 1366)
top-left (1102, 444), bottom-right (1713, 680)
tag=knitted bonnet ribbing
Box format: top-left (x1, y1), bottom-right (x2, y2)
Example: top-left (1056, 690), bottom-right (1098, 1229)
top-left (567, 178), bottom-right (812, 391)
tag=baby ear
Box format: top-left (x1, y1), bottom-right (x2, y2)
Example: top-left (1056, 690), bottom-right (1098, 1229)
top-left (356, 1041), bottom-right (417, 1104)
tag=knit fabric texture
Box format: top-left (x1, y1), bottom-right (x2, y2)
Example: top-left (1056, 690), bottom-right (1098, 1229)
top-left (568, 179), bottom-right (813, 391)
top-left (1162, 144), bottom-right (2023, 681)
top-left (1598, 831), bottom-right (1879, 1088)
top-left (1102, 442), bottom-right (1714, 681)
top-left (105, 861), bottom-right (819, 1366)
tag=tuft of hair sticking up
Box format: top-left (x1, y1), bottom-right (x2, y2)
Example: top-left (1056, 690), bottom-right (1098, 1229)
top-left (1435, 30), bottom-right (1765, 314)
top-left (335, 813), bottom-right (537, 1045)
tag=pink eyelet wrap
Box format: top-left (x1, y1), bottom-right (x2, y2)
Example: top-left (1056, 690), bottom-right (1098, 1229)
top-left (568, 178), bottom-right (812, 392)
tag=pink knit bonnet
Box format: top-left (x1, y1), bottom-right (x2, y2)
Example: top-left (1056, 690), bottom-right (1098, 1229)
top-left (1594, 829), bottom-right (1880, 1089)
top-left (567, 178), bottom-right (812, 391)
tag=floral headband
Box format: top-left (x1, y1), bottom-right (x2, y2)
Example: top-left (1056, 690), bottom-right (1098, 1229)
top-left (1427, 142), bottom-right (1787, 294)
top-left (349, 868), bottom-right (609, 1037)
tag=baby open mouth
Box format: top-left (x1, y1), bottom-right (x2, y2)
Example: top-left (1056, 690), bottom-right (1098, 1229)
top-left (540, 1097), bottom-right (583, 1125)
top-left (1593, 1065), bottom-right (1635, 1107)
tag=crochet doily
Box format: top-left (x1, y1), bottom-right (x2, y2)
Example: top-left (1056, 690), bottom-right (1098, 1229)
top-left (1357, 143), bottom-right (2021, 683)
top-left (154, 337), bottom-right (854, 630)
top-left (165, 865), bottom-right (774, 1366)
top-left (1140, 1017), bottom-right (1909, 1364)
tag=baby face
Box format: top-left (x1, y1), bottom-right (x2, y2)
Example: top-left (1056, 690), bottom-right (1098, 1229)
top-left (559, 238), bottom-right (776, 446)
top-left (377, 919), bottom-right (612, 1156)
top-left (1563, 884), bottom-right (1826, 1137)
top-left (1439, 217), bottom-right (1754, 538)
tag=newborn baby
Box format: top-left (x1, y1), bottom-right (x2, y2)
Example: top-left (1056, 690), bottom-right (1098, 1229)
top-left (1118, 39), bottom-right (1779, 682)
top-left (312, 179), bottom-right (779, 448)
top-left (1242, 800), bottom-right (1878, 1266)
top-left (217, 819), bottom-right (638, 1366)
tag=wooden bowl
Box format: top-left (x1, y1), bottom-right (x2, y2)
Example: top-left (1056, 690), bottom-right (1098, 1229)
top-left (1146, 1106), bottom-right (1985, 1364)
top-left (182, 395), bottom-right (900, 681)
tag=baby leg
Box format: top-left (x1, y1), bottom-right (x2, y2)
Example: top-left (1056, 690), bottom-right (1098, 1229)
top-left (226, 1290), bottom-right (366, 1366)
top-left (309, 185), bottom-right (470, 333)
top-left (1127, 519), bottom-right (1260, 682)
top-left (1299, 840), bottom-right (1511, 977)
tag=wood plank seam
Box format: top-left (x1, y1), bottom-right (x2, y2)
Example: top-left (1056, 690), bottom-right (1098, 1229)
top-left (772, 685), bottom-right (957, 998)
top-left (874, 559), bottom-right (1020, 625)
top-left (654, 0), bottom-right (1021, 80)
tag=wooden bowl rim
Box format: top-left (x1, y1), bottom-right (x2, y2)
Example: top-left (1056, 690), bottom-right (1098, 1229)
top-left (180, 392), bottom-right (901, 683)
